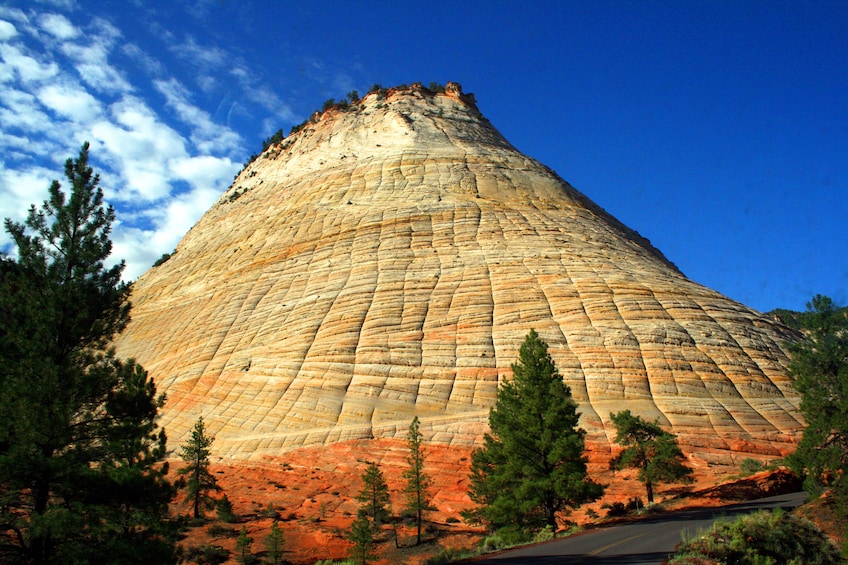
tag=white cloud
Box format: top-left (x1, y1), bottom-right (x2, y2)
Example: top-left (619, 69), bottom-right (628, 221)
top-left (39, 13), bottom-right (78, 40)
top-left (0, 19), bottom-right (18, 41)
top-left (89, 105), bottom-right (186, 204)
top-left (0, 5), bottom-right (266, 281)
top-left (171, 154), bottom-right (238, 191)
top-left (0, 43), bottom-right (59, 83)
top-left (154, 77), bottom-right (242, 154)
top-left (37, 82), bottom-right (101, 121)
top-left (0, 86), bottom-right (53, 132)
top-left (59, 18), bottom-right (131, 94)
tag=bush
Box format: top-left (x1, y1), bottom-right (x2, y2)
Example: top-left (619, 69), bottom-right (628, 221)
top-left (152, 252), bottom-right (173, 267)
top-left (426, 546), bottom-right (475, 565)
top-left (532, 525), bottom-right (555, 543)
top-left (259, 503), bottom-right (280, 519)
top-left (185, 544), bottom-right (230, 564)
top-left (627, 497), bottom-right (645, 512)
top-left (739, 458), bottom-right (764, 476)
top-left (480, 534), bottom-right (507, 552)
top-left (605, 501), bottom-right (628, 517)
top-left (675, 509), bottom-right (843, 565)
top-left (207, 524), bottom-right (237, 537)
top-left (216, 494), bottom-right (236, 523)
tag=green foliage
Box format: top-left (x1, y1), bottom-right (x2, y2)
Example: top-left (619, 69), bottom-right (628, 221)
top-left (427, 82), bottom-right (446, 93)
top-left (153, 251), bottom-right (173, 267)
top-left (215, 494), bottom-right (236, 523)
top-left (185, 543), bottom-right (229, 564)
top-left (178, 416), bottom-right (222, 519)
top-left (347, 513), bottom-right (374, 565)
top-left (262, 129), bottom-right (284, 152)
top-left (355, 462), bottom-right (391, 525)
top-left (235, 526), bottom-right (253, 564)
top-left (739, 457), bottom-right (765, 477)
top-left (466, 329), bottom-right (604, 531)
top-left (264, 521), bottom-right (285, 565)
top-left (347, 90), bottom-right (360, 103)
top-left (531, 524), bottom-right (555, 543)
top-left (786, 295), bottom-right (848, 514)
top-left (0, 143), bottom-right (178, 563)
top-left (610, 409), bottom-right (693, 504)
top-left (368, 84), bottom-right (388, 99)
top-left (674, 509), bottom-right (843, 564)
top-left (403, 416), bottom-right (434, 545)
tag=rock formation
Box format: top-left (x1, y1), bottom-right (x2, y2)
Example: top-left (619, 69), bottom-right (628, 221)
top-left (114, 83), bottom-right (803, 466)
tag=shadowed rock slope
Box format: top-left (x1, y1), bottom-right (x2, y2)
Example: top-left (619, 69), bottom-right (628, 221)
top-left (114, 83), bottom-right (803, 466)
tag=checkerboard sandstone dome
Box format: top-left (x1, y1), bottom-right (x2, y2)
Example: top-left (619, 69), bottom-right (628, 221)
top-left (114, 82), bottom-right (803, 464)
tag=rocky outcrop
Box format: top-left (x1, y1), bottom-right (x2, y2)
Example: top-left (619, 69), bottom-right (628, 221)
top-left (114, 83), bottom-right (803, 465)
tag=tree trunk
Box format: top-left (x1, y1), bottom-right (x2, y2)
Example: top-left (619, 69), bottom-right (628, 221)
top-left (645, 478), bottom-right (654, 504)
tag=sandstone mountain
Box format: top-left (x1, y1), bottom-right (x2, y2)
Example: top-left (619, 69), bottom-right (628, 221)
top-left (114, 83), bottom-right (803, 467)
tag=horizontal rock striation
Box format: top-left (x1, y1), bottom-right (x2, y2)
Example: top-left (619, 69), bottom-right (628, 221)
top-left (114, 83), bottom-right (803, 465)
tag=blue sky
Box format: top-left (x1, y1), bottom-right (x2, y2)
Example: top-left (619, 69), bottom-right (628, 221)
top-left (1, 0), bottom-right (845, 313)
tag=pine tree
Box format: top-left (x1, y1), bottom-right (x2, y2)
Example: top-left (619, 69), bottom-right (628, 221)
top-left (786, 295), bottom-right (848, 512)
top-left (264, 521), bottom-right (285, 565)
top-left (466, 329), bottom-right (603, 532)
top-left (356, 462), bottom-right (391, 525)
top-left (0, 143), bottom-right (177, 563)
top-left (348, 512), bottom-right (374, 565)
top-left (235, 526), bottom-right (253, 564)
top-left (610, 410), bottom-right (692, 504)
top-left (402, 416), bottom-right (433, 546)
top-left (178, 416), bottom-right (221, 519)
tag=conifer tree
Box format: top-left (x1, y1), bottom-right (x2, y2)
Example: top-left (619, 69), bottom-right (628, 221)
top-left (0, 143), bottom-right (177, 563)
top-left (348, 513), bottom-right (374, 565)
top-left (264, 521), bottom-right (285, 565)
top-left (178, 416), bottom-right (221, 519)
top-left (402, 416), bottom-right (433, 545)
top-left (786, 295), bottom-right (848, 512)
top-left (235, 526), bottom-right (253, 564)
top-left (356, 462), bottom-right (391, 525)
top-left (466, 329), bottom-right (603, 531)
top-left (610, 410), bottom-right (692, 504)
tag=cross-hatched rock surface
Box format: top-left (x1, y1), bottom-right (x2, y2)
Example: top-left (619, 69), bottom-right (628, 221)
top-left (114, 83), bottom-right (803, 464)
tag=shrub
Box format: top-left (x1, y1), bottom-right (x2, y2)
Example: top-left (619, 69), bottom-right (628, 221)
top-left (675, 509), bottom-right (843, 565)
top-left (185, 544), bottom-right (229, 564)
top-left (605, 501), bottom-right (628, 517)
top-left (216, 494), bottom-right (236, 523)
top-left (627, 497), bottom-right (645, 512)
top-left (152, 252), bottom-right (173, 267)
top-left (207, 524), bottom-right (237, 537)
top-left (426, 546), bottom-right (474, 565)
top-left (532, 525), bottom-right (555, 543)
top-left (739, 457), bottom-right (764, 476)
top-left (259, 503), bottom-right (280, 519)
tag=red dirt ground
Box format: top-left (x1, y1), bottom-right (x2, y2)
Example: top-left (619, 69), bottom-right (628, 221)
top-left (171, 439), bottom-right (800, 565)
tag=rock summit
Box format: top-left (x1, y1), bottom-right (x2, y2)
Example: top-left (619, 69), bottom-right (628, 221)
top-left (115, 83), bottom-right (802, 466)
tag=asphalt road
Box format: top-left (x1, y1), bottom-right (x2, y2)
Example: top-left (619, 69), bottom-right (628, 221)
top-left (467, 491), bottom-right (808, 565)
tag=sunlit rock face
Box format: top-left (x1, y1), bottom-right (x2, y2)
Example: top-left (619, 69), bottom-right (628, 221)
top-left (114, 83), bottom-right (803, 465)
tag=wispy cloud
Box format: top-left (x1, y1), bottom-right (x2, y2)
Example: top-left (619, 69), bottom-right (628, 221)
top-left (0, 5), bottom-right (244, 280)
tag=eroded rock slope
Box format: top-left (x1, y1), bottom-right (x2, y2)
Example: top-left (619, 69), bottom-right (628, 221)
top-left (114, 83), bottom-right (803, 465)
